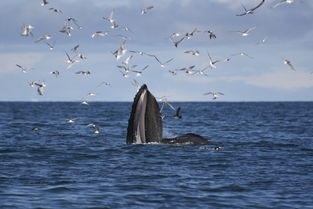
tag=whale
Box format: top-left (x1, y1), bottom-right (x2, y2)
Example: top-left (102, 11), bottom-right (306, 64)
top-left (126, 84), bottom-right (209, 145)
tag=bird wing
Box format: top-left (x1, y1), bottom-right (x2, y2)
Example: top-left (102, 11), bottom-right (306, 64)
top-left (272, 0), bottom-right (286, 8)
top-left (251, 0), bottom-right (265, 11)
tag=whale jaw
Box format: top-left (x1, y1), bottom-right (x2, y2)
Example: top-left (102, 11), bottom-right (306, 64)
top-left (126, 85), bottom-right (162, 144)
top-left (126, 84), bottom-right (209, 145)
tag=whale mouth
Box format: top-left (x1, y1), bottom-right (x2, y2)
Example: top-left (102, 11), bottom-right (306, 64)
top-left (126, 84), bottom-right (163, 144)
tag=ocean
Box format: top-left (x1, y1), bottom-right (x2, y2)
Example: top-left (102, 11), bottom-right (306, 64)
top-left (0, 102), bottom-right (313, 208)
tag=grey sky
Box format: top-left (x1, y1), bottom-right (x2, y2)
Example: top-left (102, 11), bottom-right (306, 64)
top-left (1, 0), bottom-right (312, 101)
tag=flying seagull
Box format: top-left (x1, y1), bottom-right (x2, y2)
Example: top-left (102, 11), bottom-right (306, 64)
top-left (236, 0), bottom-right (265, 16)
top-left (41, 0), bottom-right (48, 6)
top-left (173, 107), bottom-right (182, 119)
top-left (283, 59), bottom-right (296, 71)
top-left (203, 92), bottom-right (224, 100)
top-left (272, 0), bottom-right (296, 8)
top-left (234, 26), bottom-right (256, 37)
top-left (141, 6), bottom-right (154, 15)
top-left (49, 8), bottom-right (63, 14)
top-left (16, 64), bottom-right (32, 73)
top-left (204, 52), bottom-right (230, 69)
top-left (21, 24), bottom-right (34, 37)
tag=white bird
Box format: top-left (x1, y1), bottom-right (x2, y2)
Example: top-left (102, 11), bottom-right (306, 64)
top-left (21, 24), bottom-right (34, 37)
top-left (236, 0), bottom-right (265, 16)
top-left (75, 71), bottom-right (91, 75)
top-left (45, 41), bottom-right (55, 50)
top-left (122, 55), bottom-right (133, 66)
top-left (80, 100), bottom-right (89, 105)
top-left (145, 53), bottom-right (174, 68)
top-left (272, 0), bottom-right (296, 8)
top-left (59, 25), bottom-right (73, 36)
top-left (140, 6), bottom-right (154, 15)
top-left (65, 51), bottom-right (79, 69)
top-left (66, 118), bottom-right (77, 123)
top-left (231, 52), bottom-right (253, 59)
top-left (103, 9), bottom-right (119, 29)
top-left (235, 26), bottom-right (256, 37)
top-left (184, 50), bottom-right (200, 56)
top-left (97, 81), bottom-right (111, 87)
top-left (91, 31), bottom-right (109, 38)
top-left (50, 71), bottom-right (60, 77)
top-left (49, 7), bottom-right (63, 14)
top-left (41, 0), bottom-right (48, 6)
top-left (87, 123), bottom-right (100, 134)
top-left (130, 65), bottom-right (149, 77)
top-left (203, 91), bottom-right (224, 100)
top-left (283, 59), bottom-right (296, 71)
top-left (16, 64), bottom-right (32, 73)
top-left (205, 52), bottom-right (230, 69)
top-left (30, 81), bottom-right (46, 96)
top-left (112, 40), bottom-right (127, 60)
top-left (35, 35), bottom-right (51, 43)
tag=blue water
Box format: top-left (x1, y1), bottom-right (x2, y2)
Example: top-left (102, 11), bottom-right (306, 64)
top-left (1, 102), bottom-right (313, 208)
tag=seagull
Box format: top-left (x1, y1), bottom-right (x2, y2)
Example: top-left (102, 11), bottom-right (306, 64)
top-left (49, 7), bottom-right (63, 14)
top-left (66, 17), bottom-right (82, 29)
top-left (231, 52), bottom-right (253, 59)
top-left (59, 25), bottom-right (73, 36)
top-left (112, 40), bottom-right (127, 60)
top-left (169, 32), bottom-right (181, 39)
top-left (21, 24), bottom-right (34, 37)
top-left (131, 79), bottom-right (141, 90)
top-left (130, 65), bottom-right (149, 77)
top-left (145, 53), bottom-right (174, 68)
top-left (103, 9), bottom-right (119, 29)
top-left (205, 52), bottom-right (230, 69)
top-left (91, 31), bottom-right (109, 38)
top-left (50, 71), bottom-right (60, 77)
top-left (173, 107), bottom-right (182, 119)
top-left (30, 81), bottom-right (46, 96)
top-left (118, 69), bottom-right (129, 78)
top-left (80, 100), bottom-right (89, 105)
top-left (41, 0), bottom-right (48, 6)
top-left (203, 30), bottom-right (217, 39)
top-left (87, 92), bottom-right (96, 97)
top-left (129, 50), bottom-right (146, 55)
top-left (87, 123), bottom-right (100, 134)
top-left (272, 0), bottom-right (296, 8)
top-left (75, 71), bottom-right (91, 75)
top-left (97, 81), bottom-right (111, 87)
top-left (159, 97), bottom-right (176, 113)
top-left (140, 6), bottom-right (154, 15)
top-left (35, 35), bottom-right (51, 43)
top-left (66, 118), bottom-right (77, 123)
top-left (257, 36), bottom-right (268, 45)
top-left (184, 50), bottom-right (200, 56)
top-left (235, 26), bottom-right (256, 37)
top-left (283, 59), bottom-right (296, 71)
top-left (45, 41), bottom-right (55, 50)
top-left (122, 55), bottom-right (133, 66)
top-left (183, 65), bottom-right (196, 74)
top-left (71, 44), bottom-right (80, 53)
top-left (16, 64), bottom-right (32, 73)
top-left (236, 0), bottom-right (265, 16)
top-left (203, 91), bottom-right (224, 100)
top-left (171, 28), bottom-right (199, 47)
top-left (65, 51), bottom-right (79, 69)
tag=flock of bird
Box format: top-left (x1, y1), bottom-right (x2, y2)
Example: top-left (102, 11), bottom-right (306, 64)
top-left (16, 0), bottom-right (303, 134)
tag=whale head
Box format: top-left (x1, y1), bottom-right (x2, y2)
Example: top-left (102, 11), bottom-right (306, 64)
top-left (126, 84), bottom-right (163, 144)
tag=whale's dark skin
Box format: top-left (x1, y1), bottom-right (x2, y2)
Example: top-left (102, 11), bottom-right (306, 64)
top-left (126, 84), bottom-right (209, 145)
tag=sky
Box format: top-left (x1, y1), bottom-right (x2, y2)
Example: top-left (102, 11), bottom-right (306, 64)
top-left (0, 0), bottom-right (313, 101)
